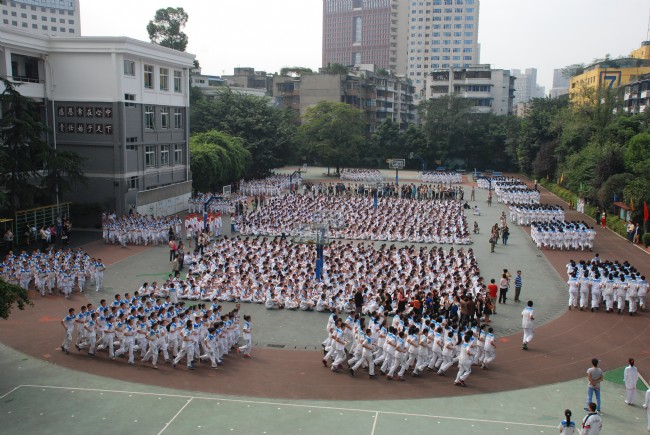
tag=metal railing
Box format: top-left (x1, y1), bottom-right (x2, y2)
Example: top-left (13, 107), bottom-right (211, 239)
top-left (14, 202), bottom-right (71, 245)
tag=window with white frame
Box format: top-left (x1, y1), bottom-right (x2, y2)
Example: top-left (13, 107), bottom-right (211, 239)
top-left (144, 64), bottom-right (154, 89)
top-left (160, 144), bottom-right (170, 166)
top-left (125, 93), bottom-right (136, 108)
top-left (174, 70), bottom-right (182, 93)
top-left (124, 60), bottom-right (135, 76)
top-left (173, 108), bottom-right (183, 129)
top-left (129, 176), bottom-right (138, 190)
top-left (144, 105), bottom-right (155, 129)
top-left (174, 144), bottom-right (183, 164)
top-left (160, 68), bottom-right (169, 91)
top-left (145, 146), bottom-right (155, 167)
top-left (160, 107), bottom-right (169, 129)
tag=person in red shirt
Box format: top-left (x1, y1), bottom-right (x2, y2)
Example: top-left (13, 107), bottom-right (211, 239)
top-left (487, 279), bottom-right (498, 315)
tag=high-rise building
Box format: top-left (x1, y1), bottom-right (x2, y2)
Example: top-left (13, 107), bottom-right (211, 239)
top-left (408, 0), bottom-right (481, 99)
top-left (0, 0), bottom-right (81, 36)
top-left (322, 0), bottom-right (405, 73)
top-left (511, 68), bottom-right (545, 106)
top-left (550, 69), bottom-right (570, 98)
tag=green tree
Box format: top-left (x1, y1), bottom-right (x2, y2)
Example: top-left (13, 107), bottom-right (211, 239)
top-left (561, 63), bottom-right (585, 79)
top-left (147, 7), bottom-right (189, 51)
top-left (321, 63), bottom-right (349, 75)
top-left (40, 150), bottom-right (87, 205)
top-left (300, 101), bottom-right (365, 174)
top-left (189, 130), bottom-right (251, 192)
top-left (0, 78), bottom-right (49, 213)
top-left (0, 278), bottom-right (32, 320)
top-left (279, 67), bottom-right (313, 77)
top-left (191, 88), bottom-right (298, 176)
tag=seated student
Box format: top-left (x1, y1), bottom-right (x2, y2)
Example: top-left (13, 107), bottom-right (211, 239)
top-left (473, 205), bottom-right (481, 216)
top-left (316, 294), bottom-right (328, 312)
top-left (473, 221), bottom-right (480, 234)
top-left (265, 291), bottom-right (279, 309)
top-left (300, 291), bottom-right (315, 311)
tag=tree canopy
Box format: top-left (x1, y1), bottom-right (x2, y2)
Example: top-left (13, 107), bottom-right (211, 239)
top-left (146, 7), bottom-right (189, 51)
top-left (300, 101), bottom-right (365, 173)
top-left (189, 130), bottom-right (251, 193)
top-left (0, 278), bottom-right (32, 320)
top-left (191, 88), bottom-right (298, 177)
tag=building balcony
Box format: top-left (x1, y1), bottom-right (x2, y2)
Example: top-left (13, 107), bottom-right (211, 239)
top-left (2, 78), bottom-right (46, 99)
top-left (642, 90), bottom-right (650, 98)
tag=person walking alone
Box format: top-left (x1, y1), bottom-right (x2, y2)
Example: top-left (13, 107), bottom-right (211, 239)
top-left (521, 300), bottom-right (534, 350)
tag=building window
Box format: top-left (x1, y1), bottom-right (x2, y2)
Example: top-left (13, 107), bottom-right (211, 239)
top-left (144, 105), bottom-right (155, 129)
top-left (124, 60), bottom-right (135, 76)
top-left (129, 176), bottom-right (138, 190)
top-left (68, 28), bottom-right (74, 33)
top-left (174, 144), bottom-right (183, 164)
top-left (352, 17), bottom-right (362, 43)
top-left (125, 93), bottom-right (136, 107)
top-left (160, 145), bottom-right (170, 166)
top-left (160, 107), bottom-right (169, 129)
top-left (144, 64), bottom-right (154, 89)
top-left (173, 108), bottom-right (183, 129)
top-left (145, 146), bottom-right (155, 167)
top-left (160, 68), bottom-right (169, 91)
top-left (173, 70), bottom-right (182, 93)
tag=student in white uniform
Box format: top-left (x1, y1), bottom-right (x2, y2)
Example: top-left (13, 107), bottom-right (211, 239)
top-left (60, 308), bottom-right (76, 354)
top-left (481, 327), bottom-right (496, 370)
top-left (454, 334), bottom-right (473, 387)
top-left (580, 403), bottom-right (602, 435)
top-left (624, 358), bottom-right (639, 405)
top-left (643, 390), bottom-right (650, 432)
top-left (558, 409), bottom-right (576, 435)
top-left (238, 314), bottom-right (252, 357)
top-left (521, 300), bottom-right (535, 351)
top-left (350, 328), bottom-right (376, 378)
top-left (173, 320), bottom-right (196, 370)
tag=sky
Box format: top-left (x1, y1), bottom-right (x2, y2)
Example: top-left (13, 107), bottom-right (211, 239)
top-left (80, 0), bottom-right (650, 92)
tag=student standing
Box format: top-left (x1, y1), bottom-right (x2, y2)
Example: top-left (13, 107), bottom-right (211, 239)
top-left (521, 300), bottom-right (534, 350)
top-left (558, 409), bottom-right (576, 435)
top-left (581, 402), bottom-right (602, 434)
top-left (643, 390), bottom-right (650, 432)
top-left (60, 308), bottom-right (76, 354)
top-left (514, 270), bottom-right (523, 302)
top-left (585, 358), bottom-right (603, 413)
top-left (624, 358), bottom-right (639, 405)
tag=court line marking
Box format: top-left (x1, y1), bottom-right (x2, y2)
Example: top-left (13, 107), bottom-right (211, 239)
top-left (370, 411), bottom-right (379, 435)
top-left (157, 397), bottom-right (193, 435)
top-left (0, 385), bottom-right (22, 399)
top-left (16, 384), bottom-right (556, 429)
top-left (640, 373), bottom-right (650, 389)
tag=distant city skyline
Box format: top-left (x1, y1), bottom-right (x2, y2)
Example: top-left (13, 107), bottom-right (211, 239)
top-left (79, 0), bottom-right (650, 93)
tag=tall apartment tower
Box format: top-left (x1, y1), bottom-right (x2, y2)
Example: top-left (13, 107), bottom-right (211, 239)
top-left (408, 0), bottom-right (480, 98)
top-left (511, 68), bottom-right (545, 105)
top-left (1, 0), bottom-right (81, 36)
top-left (322, 0), bottom-right (405, 73)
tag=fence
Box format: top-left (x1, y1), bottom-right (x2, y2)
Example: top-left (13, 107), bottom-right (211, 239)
top-left (14, 202), bottom-right (71, 245)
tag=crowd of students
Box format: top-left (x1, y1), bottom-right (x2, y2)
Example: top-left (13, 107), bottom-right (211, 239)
top-left (0, 247), bottom-right (105, 295)
top-left (419, 171), bottom-right (463, 184)
top-left (531, 221), bottom-right (597, 251)
top-left (235, 194), bottom-right (472, 244)
top-left (102, 213), bottom-right (182, 247)
top-left (340, 168), bottom-right (383, 183)
top-left (509, 204), bottom-right (565, 226)
top-left (566, 256), bottom-right (648, 314)
top-left (60, 296), bottom-right (253, 370)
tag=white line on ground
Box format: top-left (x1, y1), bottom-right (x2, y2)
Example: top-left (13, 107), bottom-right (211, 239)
top-left (17, 384), bottom-right (557, 429)
top-left (0, 385), bottom-right (22, 399)
top-left (370, 411), bottom-right (379, 435)
top-left (639, 372), bottom-right (650, 389)
top-left (157, 397), bottom-right (193, 435)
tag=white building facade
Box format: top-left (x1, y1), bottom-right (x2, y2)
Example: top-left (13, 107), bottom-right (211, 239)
top-left (1, 27), bottom-right (195, 215)
top-left (407, 0), bottom-right (480, 99)
top-left (511, 68), bottom-right (545, 106)
top-left (1, 0), bottom-right (81, 36)
top-left (425, 64), bottom-right (515, 115)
